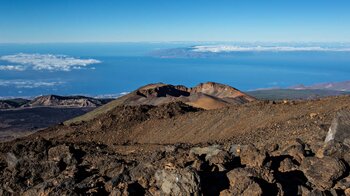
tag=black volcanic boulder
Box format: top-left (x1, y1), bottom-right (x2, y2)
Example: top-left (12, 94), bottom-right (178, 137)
top-left (279, 140), bottom-right (306, 164)
top-left (48, 144), bottom-right (77, 165)
top-left (238, 145), bottom-right (267, 168)
top-left (129, 163), bottom-right (157, 189)
top-left (221, 168), bottom-right (263, 196)
top-left (300, 156), bottom-right (346, 190)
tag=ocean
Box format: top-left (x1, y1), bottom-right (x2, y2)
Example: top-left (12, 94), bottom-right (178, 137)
top-left (0, 42), bottom-right (350, 98)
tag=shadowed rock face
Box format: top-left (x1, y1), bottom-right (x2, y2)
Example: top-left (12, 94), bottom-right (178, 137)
top-left (137, 84), bottom-right (190, 98)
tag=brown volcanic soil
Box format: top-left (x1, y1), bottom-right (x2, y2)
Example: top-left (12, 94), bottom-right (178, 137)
top-left (34, 95), bottom-right (350, 149)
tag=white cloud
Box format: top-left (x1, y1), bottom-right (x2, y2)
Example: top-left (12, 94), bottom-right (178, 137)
top-left (120, 92), bottom-right (130, 95)
top-left (0, 65), bottom-right (26, 71)
top-left (94, 92), bottom-right (130, 99)
top-left (0, 79), bottom-right (64, 88)
top-left (0, 53), bottom-right (101, 71)
top-left (192, 45), bottom-right (350, 53)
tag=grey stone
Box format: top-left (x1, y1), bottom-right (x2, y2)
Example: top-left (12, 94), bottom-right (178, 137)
top-left (155, 167), bottom-right (201, 196)
top-left (190, 145), bottom-right (222, 161)
top-left (5, 152), bottom-right (18, 169)
top-left (229, 144), bottom-right (247, 156)
top-left (325, 110), bottom-right (350, 146)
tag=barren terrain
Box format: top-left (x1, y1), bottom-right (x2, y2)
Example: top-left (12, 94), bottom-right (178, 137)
top-left (1, 83), bottom-right (350, 195)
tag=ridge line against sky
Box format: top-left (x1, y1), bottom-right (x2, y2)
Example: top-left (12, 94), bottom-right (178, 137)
top-left (0, 0), bottom-right (349, 43)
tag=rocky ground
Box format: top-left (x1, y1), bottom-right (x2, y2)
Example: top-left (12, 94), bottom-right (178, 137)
top-left (1, 134), bottom-right (350, 195)
top-left (0, 95), bottom-right (350, 195)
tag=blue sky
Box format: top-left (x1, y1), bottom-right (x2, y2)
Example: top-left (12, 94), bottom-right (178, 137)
top-left (0, 0), bottom-right (350, 43)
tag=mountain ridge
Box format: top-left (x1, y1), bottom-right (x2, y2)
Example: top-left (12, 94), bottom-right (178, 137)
top-left (0, 95), bottom-right (113, 109)
top-left (66, 82), bottom-right (255, 124)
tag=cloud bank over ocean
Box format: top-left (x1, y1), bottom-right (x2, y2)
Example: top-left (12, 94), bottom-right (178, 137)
top-left (0, 65), bottom-right (26, 71)
top-left (191, 45), bottom-right (350, 53)
top-left (151, 43), bottom-right (350, 58)
top-left (0, 53), bottom-right (101, 71)
top-left (0, 79), bottom-right (64, 89)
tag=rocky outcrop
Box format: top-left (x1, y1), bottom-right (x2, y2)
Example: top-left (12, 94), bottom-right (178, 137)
top-left (137, 83), bottom-right (190, 98)
top-left (0, 101), bottom-right (14, 109)
top-left (0, 98), bottom-right (30, 109)
top-left (24, 95), bottom-right (107, 108)
top-left (137, 82), bottom-right (256, 104)
top-left (1, 96), bottom-right (111, 110)
top-left (190, 82), bottom-right (256, 102)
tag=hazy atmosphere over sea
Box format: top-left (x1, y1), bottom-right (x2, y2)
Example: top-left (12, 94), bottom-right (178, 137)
top-left (1, 42), bottom-right (350, 97)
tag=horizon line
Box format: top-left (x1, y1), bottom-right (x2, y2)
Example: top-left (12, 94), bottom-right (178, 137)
top-left (1, 40), bottom-right (350, 45)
